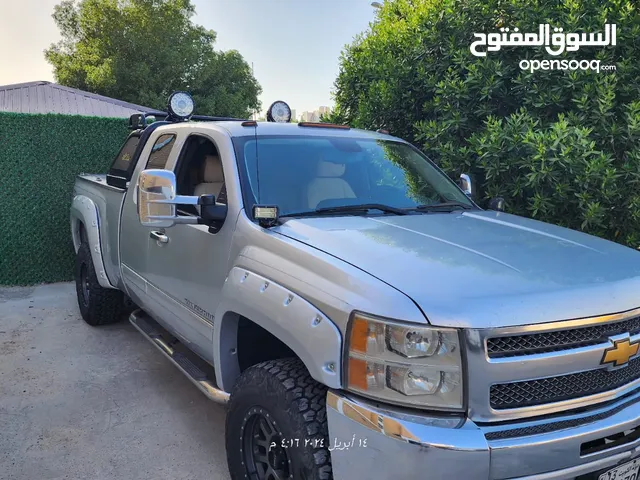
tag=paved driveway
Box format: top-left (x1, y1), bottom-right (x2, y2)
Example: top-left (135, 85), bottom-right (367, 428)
top-left (0, 283), bottom-right (231, 480)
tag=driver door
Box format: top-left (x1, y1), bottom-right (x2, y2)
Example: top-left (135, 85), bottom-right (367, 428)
top-left (142, 130), bottom-right (236, 364)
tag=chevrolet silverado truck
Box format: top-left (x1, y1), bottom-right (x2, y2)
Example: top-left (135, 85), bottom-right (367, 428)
top-left (71, 93), bottom-right (640, 480)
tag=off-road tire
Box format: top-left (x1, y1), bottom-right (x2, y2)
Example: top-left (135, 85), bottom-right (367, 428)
top-left (75, 242), bottom-right (124, 326)
top-left (226, 358), bottom-right (332, 480)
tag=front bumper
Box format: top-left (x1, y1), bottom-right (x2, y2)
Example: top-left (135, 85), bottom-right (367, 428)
top-left (326, 390), bottom-right (640, 479)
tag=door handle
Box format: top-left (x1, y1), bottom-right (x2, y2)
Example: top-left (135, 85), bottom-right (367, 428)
top-left (150, 231), bottom-right (169, 244)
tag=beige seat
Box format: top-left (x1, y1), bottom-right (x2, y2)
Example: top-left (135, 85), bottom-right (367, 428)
top-left (307, 160), bottom-right (355, 209)
top-left (194, 154), bottom-right (224, 198)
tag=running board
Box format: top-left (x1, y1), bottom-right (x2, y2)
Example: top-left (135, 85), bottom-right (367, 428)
top-left (129, 309), bottom-right (230, 404)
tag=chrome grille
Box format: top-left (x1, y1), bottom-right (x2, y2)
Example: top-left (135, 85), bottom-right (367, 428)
top-left (490, 356), bottom-right (640, 409)
top-left (487, 315), bottom-right (640, 358)
top-left (485, 392), bottom-right (640, 440)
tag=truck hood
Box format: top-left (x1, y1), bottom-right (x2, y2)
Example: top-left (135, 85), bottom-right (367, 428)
top-left (274, 211), bottom-right (640, 328)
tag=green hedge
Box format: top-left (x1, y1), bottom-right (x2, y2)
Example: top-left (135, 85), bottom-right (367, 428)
top-left (330, 0), bottom-right (640, 248)
top-left (0, 112), bottom-right (129, 286)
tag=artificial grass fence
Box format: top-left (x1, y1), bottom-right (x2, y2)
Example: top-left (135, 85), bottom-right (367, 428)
top-left (0, 112), bottom-right (129, 285)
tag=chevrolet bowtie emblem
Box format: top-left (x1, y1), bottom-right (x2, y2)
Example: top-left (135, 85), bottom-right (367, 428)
top-left (602, 338), bottom-right (640, 367)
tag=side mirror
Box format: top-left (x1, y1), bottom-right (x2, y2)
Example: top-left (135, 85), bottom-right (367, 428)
top-left (488, 197), bottom-right (505, 212)
top-left (459, 173), bottom-right (472, 196)
top-left (137, 169), bottom-right (211, 227)
top-left (138, 169), bottom-right (178, 227)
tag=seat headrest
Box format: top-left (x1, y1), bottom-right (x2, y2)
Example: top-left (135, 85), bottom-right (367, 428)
top-left (203, 154), bottom-right (223, 183)
top-left (317, 160), bottom-right (346, 177)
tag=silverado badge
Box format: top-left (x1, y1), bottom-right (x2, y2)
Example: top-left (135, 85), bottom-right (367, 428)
top-left (601, 337), bottom-right (639, 368)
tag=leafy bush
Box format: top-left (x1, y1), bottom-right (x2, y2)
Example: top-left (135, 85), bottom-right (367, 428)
top-left (0, 112), bottom-right (128, 285)
top-left (331, 0), bottom-right (640, 246)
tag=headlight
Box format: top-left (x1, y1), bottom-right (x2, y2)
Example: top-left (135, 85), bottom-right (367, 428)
top-left (345, 312), bottom-right (463, 410)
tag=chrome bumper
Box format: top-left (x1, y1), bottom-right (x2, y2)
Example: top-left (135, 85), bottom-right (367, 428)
top-left (326, 390), bottom-right (640, 479)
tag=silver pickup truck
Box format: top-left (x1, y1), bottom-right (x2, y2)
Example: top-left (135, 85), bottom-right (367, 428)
top-left (71, 93), bottom-right (640, 480)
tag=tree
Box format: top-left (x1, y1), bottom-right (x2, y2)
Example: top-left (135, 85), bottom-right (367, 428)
top-left (45, 0), bottom-right (261, 118)
top-left (331, 0), bottom-right (640, 246)
top-left (319, 111), bottom-right (335, 123)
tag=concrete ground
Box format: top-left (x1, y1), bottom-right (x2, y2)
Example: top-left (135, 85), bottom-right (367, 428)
top-left (0, 283), bottom-right (231, 480)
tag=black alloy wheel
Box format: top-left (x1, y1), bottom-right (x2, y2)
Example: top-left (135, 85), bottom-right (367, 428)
top-left (241, 406), bottom-right (292, 480)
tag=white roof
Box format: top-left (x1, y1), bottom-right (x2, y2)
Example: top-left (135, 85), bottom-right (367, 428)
top-left (204, 120), bottom-right (398, 140)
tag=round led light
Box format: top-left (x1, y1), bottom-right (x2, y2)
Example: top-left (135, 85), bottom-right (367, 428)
top-left (168, 92), bottom-right (195, 119)
top-left (267, 101), bottom-right (292, 123)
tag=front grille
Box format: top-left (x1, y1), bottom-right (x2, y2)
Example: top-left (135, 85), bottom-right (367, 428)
top-left (490, 356), bottom-right (640, 409)
top-left (487, 315), bottom-right (640, 358)
top-left (485, 393), bottom-right (640, 440)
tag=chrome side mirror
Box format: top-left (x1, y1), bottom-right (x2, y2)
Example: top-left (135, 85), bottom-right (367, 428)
top-left (459, 173), bottom-right (472, 196)
top-left (138, 169), bottom-right (178, 227)
top-left (137, 169), bottom-right (203, 227)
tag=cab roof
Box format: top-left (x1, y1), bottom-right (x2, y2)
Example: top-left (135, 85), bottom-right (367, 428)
top-left (205, 120), bottom-right (399, 141)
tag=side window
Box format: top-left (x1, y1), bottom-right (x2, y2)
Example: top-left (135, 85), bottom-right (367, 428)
top-left (174, 136), bottom-right (226, 216)
top-left (110, 135), bottom-right (140, 173)
top-left (146, 134), bottom-right (176, 169)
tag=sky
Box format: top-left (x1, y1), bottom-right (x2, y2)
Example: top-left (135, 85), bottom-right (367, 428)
top-left (0, 0), bottom-right (377, 115)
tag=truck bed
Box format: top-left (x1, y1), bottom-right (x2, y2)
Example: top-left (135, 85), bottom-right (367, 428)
top-left (73, 174), bottom-right (127, 288)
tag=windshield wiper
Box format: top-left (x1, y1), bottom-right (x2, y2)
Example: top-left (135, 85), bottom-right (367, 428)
top-left (281, 203), bottom-right (408, 219)
top-left (411, 201), bottom-right (474, 212)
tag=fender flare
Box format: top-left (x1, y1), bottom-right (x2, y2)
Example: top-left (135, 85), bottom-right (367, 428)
top-left (70, 195), bottom-right (116, 289)
top-left (213, 266), bottom-right (343, 392)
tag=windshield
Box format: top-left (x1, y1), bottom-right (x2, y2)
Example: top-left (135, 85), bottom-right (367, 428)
top-left (233, 135), bottom-right (474, 216)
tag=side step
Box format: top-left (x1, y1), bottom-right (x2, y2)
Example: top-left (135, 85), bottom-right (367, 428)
top-left (129, 309), bottom-right (230, 404)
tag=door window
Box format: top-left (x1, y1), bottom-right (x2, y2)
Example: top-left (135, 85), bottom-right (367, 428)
top-left (146, 134), bottom-right (176, 169)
